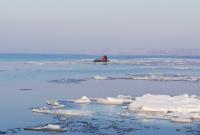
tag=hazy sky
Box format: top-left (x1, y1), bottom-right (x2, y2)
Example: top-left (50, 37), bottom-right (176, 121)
top-left (0, 0), bottom-right (200, 53)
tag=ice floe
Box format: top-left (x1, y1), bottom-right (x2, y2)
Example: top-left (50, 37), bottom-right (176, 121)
top-left (96, 95), bottom-right (134, 105)
top-left (93, 74), bottom-right (200, 82)
top-left (48, 74), bottom-right (200, 86)
top-left (32, 107), bottom-right (52, 114)
top-left (46, 100), bottom-right (65, 108)
top-left (24, 124), bottom-right (66, 132)
top-left (129, 74), bottom-right (200, 82)
top-left (31, 94), bottom-right (200, 124)
top-left (32, 108), bottom-right (91, 116)
top-left (74, 96), bottom-right (91, 104)
top-left (128, 94), bottom-right (200, 123)
top-left (93, 75), bottom-right (111, 80)
top-left (24, 61), bottom-right (44, 65)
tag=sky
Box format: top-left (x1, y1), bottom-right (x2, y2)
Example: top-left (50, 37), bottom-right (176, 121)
top-left (0, 0), bottom-right (200, 54)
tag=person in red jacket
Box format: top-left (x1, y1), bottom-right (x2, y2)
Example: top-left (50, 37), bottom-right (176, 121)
top-left (94, 55), bottom-right (109, 62)
top-left (101, 55), bottom-right (108, 61)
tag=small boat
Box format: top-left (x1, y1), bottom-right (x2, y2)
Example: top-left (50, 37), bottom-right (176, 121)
top-left (93, 55), bottom-right (109, 62)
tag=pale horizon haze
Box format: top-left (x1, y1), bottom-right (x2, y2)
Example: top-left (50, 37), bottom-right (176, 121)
top-left (0, 0), bottom-right (200, 54)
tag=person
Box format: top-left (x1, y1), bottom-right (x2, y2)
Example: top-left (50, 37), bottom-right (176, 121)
top-left (93, 55), bottom-right (109, 62)
top-left (101, 55), bottom-right (108, 61)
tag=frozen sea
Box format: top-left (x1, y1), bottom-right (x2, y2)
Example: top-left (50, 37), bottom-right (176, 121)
top-left (0, 53), bottom-right (200, 135)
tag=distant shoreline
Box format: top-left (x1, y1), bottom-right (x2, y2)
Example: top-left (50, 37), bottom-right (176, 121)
top-left (0, 49), bottom-right (200, 56)
top-left (0, 53), bottom-right (200, 58)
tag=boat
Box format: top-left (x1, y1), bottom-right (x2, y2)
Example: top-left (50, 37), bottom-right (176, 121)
top-left (93, 55), bottom-right (109, 62)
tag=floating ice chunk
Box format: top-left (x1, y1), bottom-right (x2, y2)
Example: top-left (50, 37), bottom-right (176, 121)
top-left (117, 95), bottom-right (133, 99)
top-left (93, 75), bottom-right (110, 80)
top-left (54, 110), bottom-right (91, 116)
top-left (32, 108), bottom-right (91, 116)
top-left (93, 74), bottom-right (200, 82)
top-left (165, 112), bottom-right (195, 123)
top-left (46, 100), bottom-right (65, 109)
top-left (96, 95), bottom-right (133, 105)
top-left (46, 100), bottom-right (59, 106)
top-left (74, 96), bottom-right (91, 104)
top-left (129, 74), bottom-right (200, 82)
top-left (32, 107), bottom-right (52, 114)
top-left (25, 61), bottom-right (44, 66)
top-left (24, 124), bottom-right (66, 132)
top-left (121, 106), bottom-right (128, 109)
top-left (117, 95), bottom-right (134, 101)
top-left (128, 94), bottom-right (200, 123)
top-left (170, 118), bottom-right (192, 123)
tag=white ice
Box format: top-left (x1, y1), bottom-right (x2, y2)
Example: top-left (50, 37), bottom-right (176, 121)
top-left (46, 100), bottom-right (65, 109)
top-left (74, 96), bottom-right (91, 104)
top-left (93, 74), bottom-right (200, 82)
top-left (25, 124), bottom-right (66, 132)
top-left (32, 108), bottom-right (91, 116)
top-left (128, 94), bottom-right (200, 123)
top-left (96, 95), bottom-right (133, 105)
top-left (130, 74), bottom-right (200, 82)
top-left (93, 75), bottom-right (110, 80)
